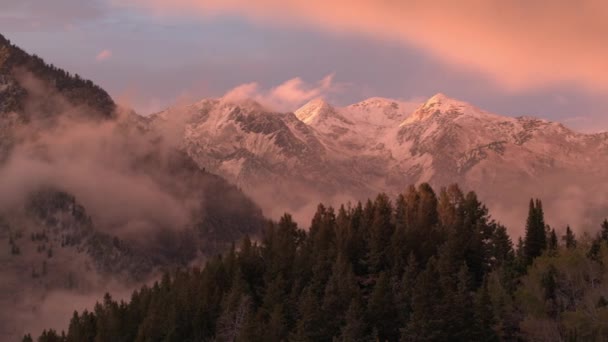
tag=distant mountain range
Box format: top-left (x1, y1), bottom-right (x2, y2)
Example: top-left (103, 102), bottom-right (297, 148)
top-left (153, 93), bottom-right (608, 229)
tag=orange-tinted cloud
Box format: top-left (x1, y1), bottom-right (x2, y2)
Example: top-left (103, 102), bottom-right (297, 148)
top-left (95, 49), bottom-right (112, 62)
top-left (222, 74), bottom-right (337, 111)
top-left (116, 0), bottom-right (608, 92)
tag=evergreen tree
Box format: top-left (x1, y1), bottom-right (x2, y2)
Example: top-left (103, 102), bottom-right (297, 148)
top-left (336, 299), bottom-right (367, 342)
top-left (472, 281), bottom-right (499, 342)
top-left (403, 258), bottom-right (444, 341)
top-left (38, 330), bottom-right (65, 342)
top-left (264, 304), bottom-right (288, 342)
top-left (601, 219), bottom-right (608, 242)
top-left (524, 199), bottom-right (547, 265)
top-left (291, 287), bottom-right (324, 341)
top-left (367, 272), bottom-right (400, 341)
top-left (548, 228), bottom-right (558, 252)
top-left (490, 225), bottom-right (515, 268)
top-left (395, 253), bottom-right (418, 324)
top-left (31, 184), bottom-right (608, 342)
top-left (321, 256), bottom-right (359, 338)
top-left (391, 194), bottom-right (409, 271)
top-left (588, 236), bottom-right (602, 261)
top-left (216, 273), bottom-right (251, 342)
top-left (368, 193), bottom-right (394, 273)
top-left (562, 225), bottom-right (577, 249)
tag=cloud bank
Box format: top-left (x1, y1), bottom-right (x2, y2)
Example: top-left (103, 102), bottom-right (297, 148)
top-left (117, 0), bottom-right (608, 93)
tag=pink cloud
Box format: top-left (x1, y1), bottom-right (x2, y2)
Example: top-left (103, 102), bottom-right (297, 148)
top-left (222, 74), bottom-right (338, 111)
top-left (117, 0), bottom-right (608, 93)
top-left (95, 49), bottom-right (112, 62)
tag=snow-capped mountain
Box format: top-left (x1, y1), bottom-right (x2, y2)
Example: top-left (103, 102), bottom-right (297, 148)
top-left (153, 94), bottom-right (608, 228)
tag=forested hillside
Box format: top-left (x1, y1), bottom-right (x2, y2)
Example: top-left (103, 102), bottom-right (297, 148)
top-left (0, 33), bottom-right (267, 340)
top-left (0, 33), bottom-right (115, 118)
top-left (28, 184), bottom-right (608, 341)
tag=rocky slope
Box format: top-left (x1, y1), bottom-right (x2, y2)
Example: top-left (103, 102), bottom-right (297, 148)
top-left (155, 93), bottom-right (608, 229)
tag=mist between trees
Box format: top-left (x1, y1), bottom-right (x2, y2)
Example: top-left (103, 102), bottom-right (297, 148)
top-left (26, 184), bottom-right (608, 342)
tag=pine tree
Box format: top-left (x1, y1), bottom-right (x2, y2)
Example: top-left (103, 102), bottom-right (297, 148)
top-left (437, 184), bottom-right (463, 230)
top-left (472, 281), bottom-right (499, 342)
top-left (444, 264), bottom-right (476, 341)
top-left (403, 258), bottom-right (444, 341)
top-left (321, 256), bottom-right (359, 338)
top-left (601, 219), bottom-right (608, 242)
top-left (291, 287), bottom-right (324, 341)
top-left (216, 273), bottom-right (251, 342)
top-left (548, 228), bottom-right (558, 252)
top-left (368, 193), bottom-right (394, 273)
top-left (367, 272), bottom-right (400, 341)
top-left (588, 236), bottom-right (602, 261)
top-left (524, 199), bottom-right (547, 265)
top-left (264, 304), bottom-right (287, 342)
top-left (336, 299), bottom-right (367, 342)
top-left (490, 225), bottom-right (514, 268)
top-left (391, 194), bottom-right (409, 271)
top-left (395, 253), bottom-right (418, 323)
top-left (38, 329), bottom-right (65, 342)
top-left (562, 225), bottom-right (577, 249)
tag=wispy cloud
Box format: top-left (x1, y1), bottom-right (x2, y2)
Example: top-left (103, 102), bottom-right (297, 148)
top-left (117, 0), bottom-right (608, 93)
top-left (95, 49), bottom-right (112, 62)
top-left (222, 73), bottom-right (338, 111)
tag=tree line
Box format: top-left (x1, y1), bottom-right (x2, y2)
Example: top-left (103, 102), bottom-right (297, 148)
top-left (26, 184), bottom-right (608, 341)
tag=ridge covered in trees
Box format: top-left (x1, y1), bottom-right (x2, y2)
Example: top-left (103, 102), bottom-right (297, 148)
top-left (0, 33), bottom-right (116, 118)
top-left (28, 184), bottom-right (608, 341)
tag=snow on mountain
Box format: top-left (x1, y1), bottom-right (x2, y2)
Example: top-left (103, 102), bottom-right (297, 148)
top-left (153, 93), bottom-right (608, 229)
top-left (347, 97), bottom-right (412, 126)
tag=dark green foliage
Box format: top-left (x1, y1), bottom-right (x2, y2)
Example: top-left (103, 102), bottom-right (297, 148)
top-left (601, 219), bottom-right (608, 242)
top-left (37, 329), bottom-right (66, 342)
top-left (472, 281), bottom-right (499, 342)
top-left (367, 272), bottom-right (400, 341)
top-left (524, 199), bottom-right (547, 264)
top-left (0, 33), bottom-right (116, 118)
top-left (403, 257), bottom-right (445, 340)
top-left (368, 194), bottom-right (395, 273)
top-left (337, 299), bottom-right (367, 341)
top-left (35, 184), bottom-right (608, 341)
top-left (548, 227), bottom-right (558, 252)
top-left (37, 183), bottom-right (513, 341)
top-left (563, 225), bottom-right (577, 249)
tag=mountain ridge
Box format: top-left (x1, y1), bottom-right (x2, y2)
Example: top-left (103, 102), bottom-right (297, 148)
top-left (0, 33), bottom-right (116, 118)
top-left (154, 93), bottom-right (608, 228)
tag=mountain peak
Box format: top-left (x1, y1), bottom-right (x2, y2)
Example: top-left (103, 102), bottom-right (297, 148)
top-left (298, 97), bottom-right (333, 112)
top-left (346, 97), bottom-right (412, 126)
top-left (350, 97), bottom-right (398, 108)
top-left (423, 93), bottom-right (467, 108)
top-left (295, 98), bottom-right (338, 124)
top-left (403, 93), bottom-right (475, 123)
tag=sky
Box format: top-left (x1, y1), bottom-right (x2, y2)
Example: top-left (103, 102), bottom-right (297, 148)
top-left (1, 0), bottom-right (607, 131)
